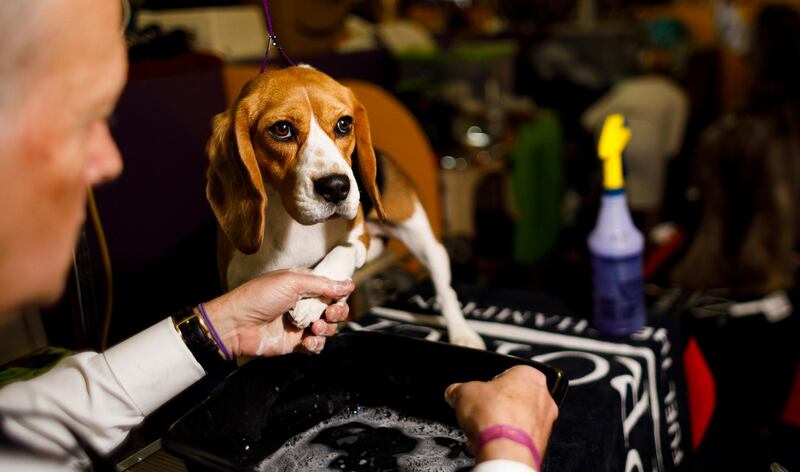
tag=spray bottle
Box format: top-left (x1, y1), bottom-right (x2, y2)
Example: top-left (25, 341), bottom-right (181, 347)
top-left (588, 114), bottom-right (646, 336)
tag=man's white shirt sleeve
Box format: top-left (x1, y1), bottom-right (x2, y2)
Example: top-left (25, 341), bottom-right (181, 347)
top-left (0, 318), bottom-right (204, 468)
top-left (473, 459), bottom-right (537, 472)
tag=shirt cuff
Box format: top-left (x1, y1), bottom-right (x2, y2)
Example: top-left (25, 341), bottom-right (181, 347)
top-left (473, 459), bottom-right (537, 472)
top-left (104, 318), bottom-right (205, 415)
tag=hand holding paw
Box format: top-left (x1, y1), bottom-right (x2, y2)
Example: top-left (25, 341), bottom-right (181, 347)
top-left (201, 269), bottom-right (353, 358)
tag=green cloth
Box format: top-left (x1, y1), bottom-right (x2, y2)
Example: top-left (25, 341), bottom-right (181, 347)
top-left (510, 110), bottom-right (564, 264)
top-left (0, 347), bottom-right (72, 388)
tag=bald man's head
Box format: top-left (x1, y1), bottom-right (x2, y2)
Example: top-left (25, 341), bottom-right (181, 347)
top-left (0, 0), bottom-right (126, 312)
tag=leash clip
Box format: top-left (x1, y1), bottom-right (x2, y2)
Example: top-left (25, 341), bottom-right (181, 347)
top-left (259, 0), bottom-right (296, 73)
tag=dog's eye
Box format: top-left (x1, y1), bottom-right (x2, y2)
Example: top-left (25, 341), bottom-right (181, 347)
top-left (269, 121), bottom-right (293, 141)
top-left (335, 116), bottom-right (353, 136)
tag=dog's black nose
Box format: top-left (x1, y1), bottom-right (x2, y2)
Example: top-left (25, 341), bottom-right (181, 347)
top-left (314, 174), bottom-right (350, 203)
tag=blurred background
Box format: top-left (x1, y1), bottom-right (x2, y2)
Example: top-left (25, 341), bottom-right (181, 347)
top-left (2, 0), bottom-right (800, 470)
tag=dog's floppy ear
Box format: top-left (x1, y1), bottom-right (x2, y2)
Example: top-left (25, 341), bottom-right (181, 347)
top-left (206, 101), bottom-right (267, 254)
top-left (352, 98), bottom-right (386, 221)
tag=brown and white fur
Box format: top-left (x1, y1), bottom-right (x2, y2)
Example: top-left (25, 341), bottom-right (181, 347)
top-left (206, 65), bottom-right (485, 349)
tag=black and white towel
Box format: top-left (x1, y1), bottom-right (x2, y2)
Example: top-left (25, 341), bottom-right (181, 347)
top-left (347, 283), bottom-right (691, 472)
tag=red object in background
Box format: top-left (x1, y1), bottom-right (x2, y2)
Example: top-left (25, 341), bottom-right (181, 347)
top-left (781, 361), bottom-right (800, 427)
top-left (644, 226), bottom-right (686, 280)
top-left (683, 337), bottom-right (716, 450)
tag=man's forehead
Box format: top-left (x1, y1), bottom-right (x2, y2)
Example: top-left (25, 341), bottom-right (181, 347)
top-left (11, 0), bottom-right (126, 113)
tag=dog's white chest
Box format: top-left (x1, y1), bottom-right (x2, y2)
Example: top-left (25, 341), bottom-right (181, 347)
top-left (226, 191), bottom-right (350, 288)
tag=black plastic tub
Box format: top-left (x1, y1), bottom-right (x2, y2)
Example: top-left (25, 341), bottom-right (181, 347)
top-left (163, 330), bottom-right (568, 471)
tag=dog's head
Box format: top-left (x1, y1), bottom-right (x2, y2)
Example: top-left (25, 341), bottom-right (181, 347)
top-left (206, 66), bottom-right (386, 254)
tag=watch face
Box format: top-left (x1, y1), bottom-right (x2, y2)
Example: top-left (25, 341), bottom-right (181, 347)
top-left (175, 314), bottom-right (223, 368)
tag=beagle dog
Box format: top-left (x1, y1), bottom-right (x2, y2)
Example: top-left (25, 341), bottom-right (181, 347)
top-left (206, 65), bottom-right (485, 350)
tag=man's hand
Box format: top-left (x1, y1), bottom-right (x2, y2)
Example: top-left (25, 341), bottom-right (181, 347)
top-left (445, 365), bottom-right (559, 468)
top-left (203, 269), bottom-right (354, 358)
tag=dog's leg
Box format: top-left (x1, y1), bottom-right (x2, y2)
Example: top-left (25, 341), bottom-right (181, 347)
top-left (364, 222), bottom-right (387, 264)
top-left (382, 200), bottom-right (486, 349)
top-left (365, 237), bottom-right (385, 264)
top-left (289, 232), bottom-right (368, 328)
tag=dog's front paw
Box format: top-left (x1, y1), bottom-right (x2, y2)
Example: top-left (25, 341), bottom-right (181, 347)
top-left (448, 325), bottom-right (486, 350)
top-left (289, 297), bottom-right (329, 328)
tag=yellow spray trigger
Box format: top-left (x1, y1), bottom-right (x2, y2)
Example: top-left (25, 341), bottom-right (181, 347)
top-left (598, 114), bottom-right (631, 191)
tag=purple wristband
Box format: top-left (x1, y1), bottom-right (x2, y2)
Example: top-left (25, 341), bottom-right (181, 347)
top-left (197, 303), bottom-right (232, 361)
top-left (475, 424), bottom-right (542, 471)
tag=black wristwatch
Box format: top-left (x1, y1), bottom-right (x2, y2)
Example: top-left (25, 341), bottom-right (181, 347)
top-left (172, 307), bottom-right (235, 374)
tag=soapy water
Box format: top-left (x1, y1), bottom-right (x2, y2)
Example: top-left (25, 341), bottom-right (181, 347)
top-left (258, 406), bottom-right (475, 472)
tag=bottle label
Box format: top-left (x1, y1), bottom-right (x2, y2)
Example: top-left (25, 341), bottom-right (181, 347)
top-left (590, 253), bottom-right (646, 336)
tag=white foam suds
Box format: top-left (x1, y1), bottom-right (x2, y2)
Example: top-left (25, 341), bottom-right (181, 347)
top-left (257, 406), bottom-right (473, 471)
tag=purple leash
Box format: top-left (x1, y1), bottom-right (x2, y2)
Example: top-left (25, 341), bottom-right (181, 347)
top-left (259, 0), bottom-right (295, 73)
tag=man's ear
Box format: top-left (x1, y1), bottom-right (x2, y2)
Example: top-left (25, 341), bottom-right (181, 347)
top-left (206, 100), bottom-right (267, 254)
top-left (352, 97), bottom-right (386, 221)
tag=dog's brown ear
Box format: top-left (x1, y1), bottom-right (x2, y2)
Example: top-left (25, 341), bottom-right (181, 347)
top-left (352, 98), bottom-right (386, 221)
top-left (206, 102), bottom-right (267, 254)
